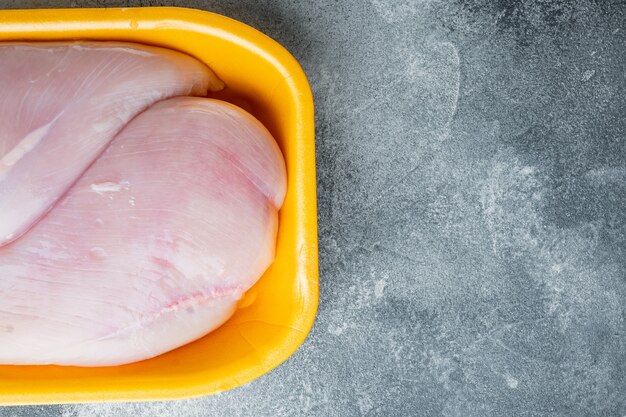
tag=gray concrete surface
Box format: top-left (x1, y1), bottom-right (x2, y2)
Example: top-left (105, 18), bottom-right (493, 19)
top-left (1, 0), bottom-right (625, 415)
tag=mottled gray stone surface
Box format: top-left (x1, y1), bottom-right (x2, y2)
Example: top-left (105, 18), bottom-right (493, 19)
top-left (0, 0), bottom-right (625, 416)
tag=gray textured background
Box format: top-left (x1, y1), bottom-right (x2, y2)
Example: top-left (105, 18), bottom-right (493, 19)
top-left (1, 0), bottom-right (625, 416)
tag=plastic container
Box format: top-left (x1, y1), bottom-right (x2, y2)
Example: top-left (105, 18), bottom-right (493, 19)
top-left (0, 7), bottom-right (318, 405)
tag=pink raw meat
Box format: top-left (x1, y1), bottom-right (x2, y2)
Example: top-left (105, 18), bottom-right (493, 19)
top-left (0, 42), bottom-right (223, 246)
top-left (0, 97), bottom-right (286, 366)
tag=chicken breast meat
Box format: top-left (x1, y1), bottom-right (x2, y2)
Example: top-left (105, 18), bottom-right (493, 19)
top-left (0, 43), bottom-right (286, 366)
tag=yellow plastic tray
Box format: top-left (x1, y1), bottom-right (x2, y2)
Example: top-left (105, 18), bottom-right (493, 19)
top-left (0, 6), bottom-right (318, 405)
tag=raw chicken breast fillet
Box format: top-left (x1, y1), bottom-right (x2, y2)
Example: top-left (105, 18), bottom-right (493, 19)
top-left (0, 42), bottom-right (223, 246)
top-left (0, 96), bottom-right (286, 366)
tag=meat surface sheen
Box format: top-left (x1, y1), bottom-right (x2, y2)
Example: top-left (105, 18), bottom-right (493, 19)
top-left (0, 43), bottom-right (286, 367)
top-left (0, 42), bottom-right (223, 246)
